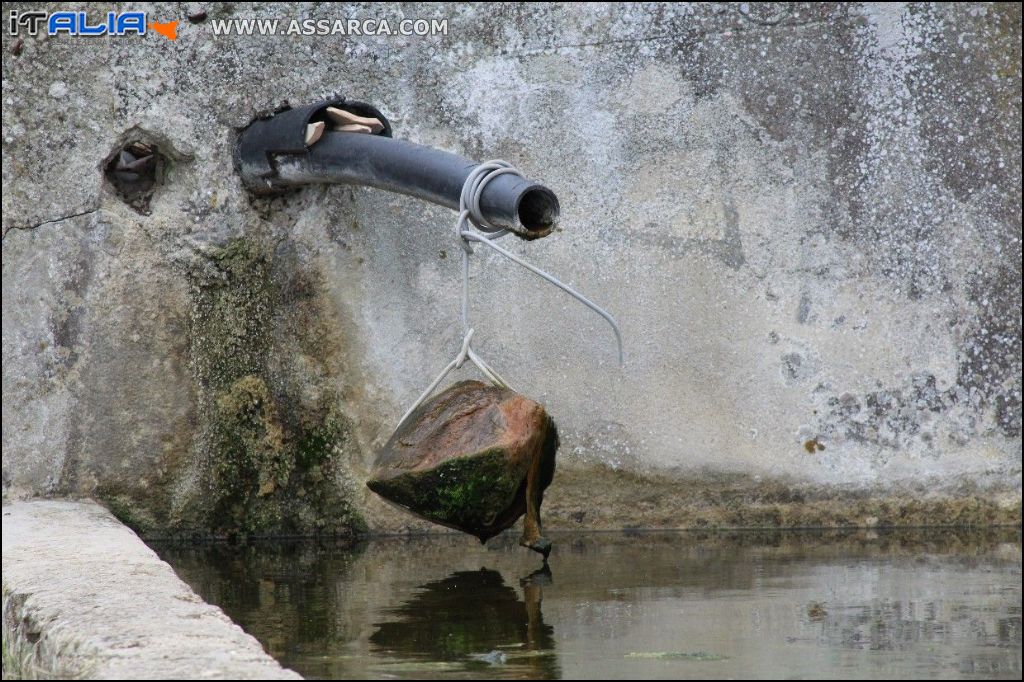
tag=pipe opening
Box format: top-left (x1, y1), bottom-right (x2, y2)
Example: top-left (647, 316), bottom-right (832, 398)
top-left (517, 187), bottom-right (559, 237)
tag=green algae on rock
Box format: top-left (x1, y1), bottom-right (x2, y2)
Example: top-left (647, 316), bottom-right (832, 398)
top-left (368, 380), bottom-right (558, 556)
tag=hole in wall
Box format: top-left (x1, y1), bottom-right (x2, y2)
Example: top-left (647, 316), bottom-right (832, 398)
top-left (104, 140), bottom-right (165, 214)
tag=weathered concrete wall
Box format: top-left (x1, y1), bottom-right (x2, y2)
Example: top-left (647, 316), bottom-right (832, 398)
top-left (2, 3), bottom-right (1021, 534)
top-left (2, 500), bottom-right (301, 678)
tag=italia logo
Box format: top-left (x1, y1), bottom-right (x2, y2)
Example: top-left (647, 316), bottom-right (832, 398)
top-left (8, 10), bottom-right (178, 40)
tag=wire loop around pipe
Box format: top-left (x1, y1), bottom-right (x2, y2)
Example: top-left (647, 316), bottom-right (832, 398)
top-left (395, 160), bottom-right (623, 431)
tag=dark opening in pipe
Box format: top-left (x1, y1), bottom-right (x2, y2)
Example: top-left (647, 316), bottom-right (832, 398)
top-left (517, 187), bottom-right (559, 235)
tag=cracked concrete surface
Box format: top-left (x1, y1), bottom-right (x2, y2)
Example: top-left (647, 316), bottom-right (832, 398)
top-left (1, 207), bottom-right (100, 241)
top-left (1, 3), bottom-right (1020, 534)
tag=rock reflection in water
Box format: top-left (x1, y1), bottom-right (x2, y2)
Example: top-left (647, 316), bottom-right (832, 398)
top-left (370, 567), bottom-right (557, 678)
top-left (154, 529), bottom-right (1021, 680)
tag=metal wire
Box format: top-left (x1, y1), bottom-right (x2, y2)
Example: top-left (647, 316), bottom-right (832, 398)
top-left (395, 161), bottom-right (623, 431)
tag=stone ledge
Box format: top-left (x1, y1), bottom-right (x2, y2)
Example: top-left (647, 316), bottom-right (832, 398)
top-left (1, 499), bottom-right (301, 680)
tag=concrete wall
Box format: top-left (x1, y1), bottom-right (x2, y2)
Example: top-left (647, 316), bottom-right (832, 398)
top-left (2, 3), bottom-right (1020, 534)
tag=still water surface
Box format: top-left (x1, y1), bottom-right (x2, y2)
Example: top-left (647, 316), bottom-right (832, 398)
top-left (156, 529), bottom-right (1021, 679)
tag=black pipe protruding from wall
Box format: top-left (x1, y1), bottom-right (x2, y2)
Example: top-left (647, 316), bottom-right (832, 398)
top-left (235, 98), bottom-right (558, 239)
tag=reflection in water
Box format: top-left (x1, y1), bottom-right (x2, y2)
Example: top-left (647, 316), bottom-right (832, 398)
top-left (370, 567), bottom-right (557, 678)
top-left (152, 539), bottom-right (363, 674)
top-left (154, 528), bottom-right (1022, 680)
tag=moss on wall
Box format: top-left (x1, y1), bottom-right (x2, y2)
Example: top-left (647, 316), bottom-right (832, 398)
top-left (206, 374), bottom-right (364, 537)
top-left (97, 237), bottom-right (365, 539)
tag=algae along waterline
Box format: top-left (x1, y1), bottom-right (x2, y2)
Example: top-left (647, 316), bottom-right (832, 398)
top-left (153, 529), bottom-right (1022, 680)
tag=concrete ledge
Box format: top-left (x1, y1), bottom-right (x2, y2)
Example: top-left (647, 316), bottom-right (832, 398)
top-left (2, 499), bottom-right (301, 679)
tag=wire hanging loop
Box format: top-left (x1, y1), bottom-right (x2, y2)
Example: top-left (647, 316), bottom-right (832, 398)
top-left (457, 161), bottom-right (623, 363)
top-left (396, 160), bottom-right (623, 431)
top-left (395, 328), bottom-right (512, 430)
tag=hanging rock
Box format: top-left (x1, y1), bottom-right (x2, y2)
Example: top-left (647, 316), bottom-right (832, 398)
top-left (368, 380), bottom-right (558, 557)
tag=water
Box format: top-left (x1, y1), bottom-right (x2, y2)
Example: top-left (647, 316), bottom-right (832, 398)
top-left (155, 529), bottom-right (1022, 679)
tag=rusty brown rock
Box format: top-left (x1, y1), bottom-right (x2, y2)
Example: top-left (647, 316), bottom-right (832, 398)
top-left (368, 380), bottom-right (558, 557)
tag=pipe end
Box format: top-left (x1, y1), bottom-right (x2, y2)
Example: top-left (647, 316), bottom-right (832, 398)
top-left (516, 186), bottom-right (559, 239)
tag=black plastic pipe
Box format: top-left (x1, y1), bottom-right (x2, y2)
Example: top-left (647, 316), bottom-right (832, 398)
top-left (235, 98), bottom-right (558, 238)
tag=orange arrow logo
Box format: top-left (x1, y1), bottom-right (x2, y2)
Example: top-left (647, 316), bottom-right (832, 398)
top-left (149, 20), bottom-right (178, 41)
